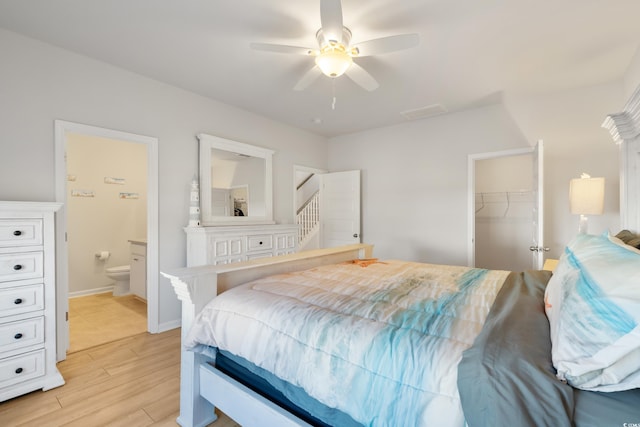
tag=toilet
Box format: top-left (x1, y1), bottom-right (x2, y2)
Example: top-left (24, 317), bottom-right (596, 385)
top-left (105, 265), bottom-right (130, 296)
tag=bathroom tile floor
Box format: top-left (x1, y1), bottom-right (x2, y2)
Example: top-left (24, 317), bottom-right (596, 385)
top-left (68, 292), bottom-right (147, 353)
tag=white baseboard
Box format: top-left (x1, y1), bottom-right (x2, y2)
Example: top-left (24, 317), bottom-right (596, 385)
top-left (69, 286), bottom-right (114, 298)
top-left (157, 318), bottom-right (181, 333)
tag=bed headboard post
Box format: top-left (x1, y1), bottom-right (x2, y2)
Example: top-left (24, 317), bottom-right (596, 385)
top-left (603, 84), bottom-right (640, 233)
top-left (161, 270), bottom-right (219, 426)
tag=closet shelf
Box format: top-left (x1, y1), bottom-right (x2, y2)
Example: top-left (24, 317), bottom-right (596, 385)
top-left (475, 191), bottom-right (534, 217)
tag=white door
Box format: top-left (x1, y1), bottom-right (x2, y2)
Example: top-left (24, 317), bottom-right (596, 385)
top-left (320, 170), bottom-right (361, 248)
top-left (530, 140), bottom-right (547, 269)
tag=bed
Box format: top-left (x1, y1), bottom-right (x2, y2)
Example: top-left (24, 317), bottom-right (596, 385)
top-left (162, 237), bottom-right (640, 427)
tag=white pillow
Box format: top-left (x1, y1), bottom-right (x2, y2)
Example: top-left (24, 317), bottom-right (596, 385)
top-left (544, 232), bottom-right (640, 392)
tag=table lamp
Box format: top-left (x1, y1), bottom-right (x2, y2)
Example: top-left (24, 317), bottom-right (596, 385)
top-left (569, 173), bottom-right (605, 234)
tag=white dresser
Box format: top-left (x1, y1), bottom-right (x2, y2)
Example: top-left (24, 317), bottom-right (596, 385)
top-left (0, 201), bottom-right (64, 402)
top-left (185, 224), bottom-right (298, 267)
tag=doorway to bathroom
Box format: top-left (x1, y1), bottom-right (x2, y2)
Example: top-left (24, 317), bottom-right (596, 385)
top-left (54, 121), bottom-right (159, 359)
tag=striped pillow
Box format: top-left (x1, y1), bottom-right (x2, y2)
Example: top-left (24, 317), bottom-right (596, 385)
top-left (544, 232), bottom-right (640, 391)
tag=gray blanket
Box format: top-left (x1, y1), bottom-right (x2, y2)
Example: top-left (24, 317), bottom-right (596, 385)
top-left (458, 270), bottom-right (640, 427)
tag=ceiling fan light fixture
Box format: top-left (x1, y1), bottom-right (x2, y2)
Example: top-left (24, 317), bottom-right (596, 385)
top-left (315, 44), bottom-right (353, 77)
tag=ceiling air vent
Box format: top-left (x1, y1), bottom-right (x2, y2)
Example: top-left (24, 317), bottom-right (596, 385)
top-left (400, 104), bottom-right (447, 121)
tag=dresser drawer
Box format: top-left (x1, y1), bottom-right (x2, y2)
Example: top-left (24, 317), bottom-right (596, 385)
top-left (0, 220), bottom-right (43, 248)
top-left (0, 252), bottom-right (44, 283)
top-left (0, 317), bottom-right (44, 354)
top-left (246, 252), bottom-right (273, 261)
top-left (0, 349), bottom-right (45, 390)
top-left (247, 235), bottom-right (273, 252)
top-left (0, 284), bottom-right (44, 318)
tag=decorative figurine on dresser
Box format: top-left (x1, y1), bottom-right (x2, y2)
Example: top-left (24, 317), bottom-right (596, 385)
top-left (0, 201), bottom-right (65, 402)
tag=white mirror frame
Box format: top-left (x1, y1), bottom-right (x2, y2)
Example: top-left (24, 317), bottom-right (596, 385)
top-left (198, 133), bottom-right (275, 226)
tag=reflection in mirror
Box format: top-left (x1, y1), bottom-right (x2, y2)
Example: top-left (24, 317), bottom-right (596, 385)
top-left (198, 134), bottom-right (274, 226)
top-left (210, 148), bottom-right (265, 217)
top-left (230, 186), bottom-right (248, 216)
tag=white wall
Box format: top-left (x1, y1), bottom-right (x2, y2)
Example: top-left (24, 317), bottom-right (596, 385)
top-left (504, 83), bottom-right (623, 256)
top-left (1, 27), bottom-right (634, 328)
top-left (0, 29), bottom-right (328, 329)
top-left (66, 133), bottom-right (147, 295)
top-left (329, 82), bottom-right (627, 265)
top-left (328, 104), bottom-right (530, 265)
top-left (623, 46), bottom-right (640, 100)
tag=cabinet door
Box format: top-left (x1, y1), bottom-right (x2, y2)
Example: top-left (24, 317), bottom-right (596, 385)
top-left (129, 254), bottom-right (146, 300)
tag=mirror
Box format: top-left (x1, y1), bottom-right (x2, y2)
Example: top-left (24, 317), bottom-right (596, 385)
top-left (198, 133), bottom-right (275, 226)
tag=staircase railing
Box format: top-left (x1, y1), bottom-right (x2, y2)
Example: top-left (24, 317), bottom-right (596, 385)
top-left (296, 191), bottom-right (319, 245)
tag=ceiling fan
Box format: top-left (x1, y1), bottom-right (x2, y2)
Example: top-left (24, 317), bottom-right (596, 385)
top-left (250, 0), bottom-right (420, 92)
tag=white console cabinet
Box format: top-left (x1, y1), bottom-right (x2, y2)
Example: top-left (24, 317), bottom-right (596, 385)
top-left (185, 225), bottom-right (298, 267)
top-left (0, 201), bottom-right (64, 402)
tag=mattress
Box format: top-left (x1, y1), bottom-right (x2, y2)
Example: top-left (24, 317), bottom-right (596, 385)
top-left (214, 349), bottom-right (362, 427)
top-left (188, 261), bottom-right (640, 426)
top-left (186, 259), bottom-right (509, 426)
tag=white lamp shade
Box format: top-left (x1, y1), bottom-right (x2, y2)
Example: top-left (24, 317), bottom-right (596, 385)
top-left (569, 177), bottom-right (605, 215)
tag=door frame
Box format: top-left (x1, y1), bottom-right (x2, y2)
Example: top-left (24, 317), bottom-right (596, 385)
top-left (467, 146), bottom-right (535, 267)
top-left (54, 120), bottom-right (159, 360)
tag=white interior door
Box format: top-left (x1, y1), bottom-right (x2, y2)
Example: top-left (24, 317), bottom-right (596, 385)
top-left (320, 170), bottom-right (361, 248)
top-left (530, 140), bottom-right (547, 269)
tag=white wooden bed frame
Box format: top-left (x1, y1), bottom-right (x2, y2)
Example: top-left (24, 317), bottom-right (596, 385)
top-left (161, 243), bottom-right (373, 427)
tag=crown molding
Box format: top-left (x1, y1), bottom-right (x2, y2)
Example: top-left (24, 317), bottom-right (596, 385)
top-left (602, 85), bottom-right (640, 144)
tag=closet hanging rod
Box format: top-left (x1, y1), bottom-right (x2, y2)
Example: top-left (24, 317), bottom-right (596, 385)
top-left (474, 190), bottom-right (532, 196)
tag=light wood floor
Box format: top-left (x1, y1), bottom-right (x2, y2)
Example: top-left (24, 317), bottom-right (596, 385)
top-left (68, 293), bottom-right (148, 353)
top-left (0, 329), bottom-right (240, 426)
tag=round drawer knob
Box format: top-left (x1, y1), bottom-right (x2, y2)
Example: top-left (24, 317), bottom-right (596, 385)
top-left (259, 241), bottom-right (263, 245)
top-left (14, 298), bottom-right (23, 305)
top-left (13, 264), bottom-right (23, 271)
top-left (14, 333), bottom-right (23, 340)
top-left (13, 230), bottom-right (22, 236)
top-left (15, 368), bottom-right (23, 374)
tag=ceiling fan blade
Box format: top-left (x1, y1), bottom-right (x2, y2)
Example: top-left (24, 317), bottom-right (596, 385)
top-left (294, 66), bottom-right (323, 91)
top-left (353, 33), bottom-right (420, 57)
top-left (320, 0), bottom-right (344, 44)
top-left (344, 62), bottom-right (379, 91)
top-left (250, 42), bottom-right (315, 56)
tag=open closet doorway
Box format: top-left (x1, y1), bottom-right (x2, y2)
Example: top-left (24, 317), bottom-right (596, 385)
top-left (54, 121), bottom-right (159, 360)
top-left (467, 141), bottom-right (545, 271)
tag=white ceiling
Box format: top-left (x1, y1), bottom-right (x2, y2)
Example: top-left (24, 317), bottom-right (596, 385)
top-left (1, 0), bottom-right (639, 137)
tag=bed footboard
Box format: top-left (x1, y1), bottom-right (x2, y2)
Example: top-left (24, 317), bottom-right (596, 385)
top-left (161, 243), bottom-right (373, 427)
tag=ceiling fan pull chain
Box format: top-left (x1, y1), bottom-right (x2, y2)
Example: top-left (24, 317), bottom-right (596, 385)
top-left (332, 79), bottom-right (337, 110)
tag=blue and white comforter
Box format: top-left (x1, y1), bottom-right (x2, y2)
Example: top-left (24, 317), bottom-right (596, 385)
top-left (186, 260), bottom-right (509, 427)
